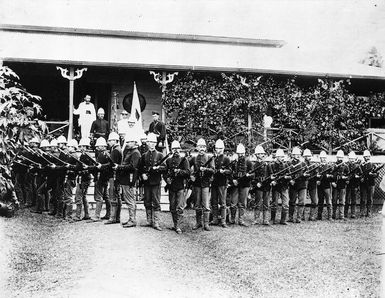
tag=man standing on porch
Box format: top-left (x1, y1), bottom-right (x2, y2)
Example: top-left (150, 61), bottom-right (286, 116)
top-left (149, 111), bottom-right (166, 152)
top-left (73, 94), bottom-right (96, 139)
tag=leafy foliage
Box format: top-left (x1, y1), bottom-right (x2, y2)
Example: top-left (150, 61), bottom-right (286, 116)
top-left (0, 66), bottom-right (43, 164)
top-left (163, 72), bottom-right (385, 153)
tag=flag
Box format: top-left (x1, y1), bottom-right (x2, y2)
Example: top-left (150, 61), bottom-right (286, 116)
top-left (131, 82), bottom-right (143, 132)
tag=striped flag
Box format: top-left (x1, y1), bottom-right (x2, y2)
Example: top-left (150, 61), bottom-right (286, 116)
top-left (131, 82), bottom-right (143, 132)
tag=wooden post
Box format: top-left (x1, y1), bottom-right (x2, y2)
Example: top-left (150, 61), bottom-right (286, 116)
top-left (248, 112), bottom-right (252, 149)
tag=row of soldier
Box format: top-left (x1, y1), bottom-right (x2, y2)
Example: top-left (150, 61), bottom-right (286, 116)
top-left (9, 133), bottom-right (381, 234)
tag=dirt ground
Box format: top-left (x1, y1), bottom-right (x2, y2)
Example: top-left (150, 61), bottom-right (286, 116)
top-left (0, 208), bottom-right (383, 298)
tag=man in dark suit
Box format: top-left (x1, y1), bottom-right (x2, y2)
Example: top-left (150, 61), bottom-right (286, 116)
top-left (148, 111), bottom-right (166, 152)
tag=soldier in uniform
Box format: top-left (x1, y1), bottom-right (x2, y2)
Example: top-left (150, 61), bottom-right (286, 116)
top-left (12, 142), bottom-right (27, 207)
top-left (190, 138), bottom-right (215, 231)
top-left (164, 140), bottom-right (190, 234)
top-left (25, 137), bottom-right (41, 209)
top-left (270, 149), bottom-right (290, 225)
top-left (360, 150), bottom-right (378, 217)
top-left (316, 151), bottom-right (334, 220)
top-left (288, 147), bottom-right (309, 223)
top-left (331, 150), bottom-right (349, 220)
top-left (252, 145), bottom-right (272, 225)
top-left (105, 132), bottom-right (123, 224)
top-left (48, 139), bottom-right (61, 216)
top-left (148, 111), bottom-right (166, 152)
top-left (209, 139), bottom-right (231, 228)
top-left (55, 136), bottom-right (70, 219)
top-left (139, 133), bottom-right (166, 231)
top-left (303, 149), bottom-right (318, 221)
top-left (90, 137), bottom-right (111, 222)
top-left (229, 144), bottom-right (253, 227)
top-left (73, 138), bottom-right (93, 221)
top-left (345, 151), bottom-right (362, 219)
top-left (119, 134), bottom-right (141, 228)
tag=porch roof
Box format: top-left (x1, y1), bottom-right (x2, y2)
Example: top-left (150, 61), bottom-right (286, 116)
top-left (1, 0), bottom-right (385, 79)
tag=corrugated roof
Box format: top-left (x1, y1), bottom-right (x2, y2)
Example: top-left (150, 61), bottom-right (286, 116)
top-left (1, 0), bottom-right (384, 79)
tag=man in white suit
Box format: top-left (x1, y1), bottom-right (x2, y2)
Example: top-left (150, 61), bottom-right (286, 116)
top-left (73, 95), bottom-right (96, 139)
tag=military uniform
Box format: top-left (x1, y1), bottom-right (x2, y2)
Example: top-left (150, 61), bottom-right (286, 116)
top-left (271, 159), bottom-right (290, 224)
top-left (345, 161), bottom-right (362, 218)
top-left (164, 153), bottom-right (190, 231)
top-left (118, 146), bottom-right (141, 226)
top-left (229, 156), bottom-right (253, 226)
top-left (139, 149), bottom-right (166, 229)
top-left (148, 120), bottom-right (166, 152)
top-left (360, 161), bottom-right (378, 217)
top-left (288, 158), bottom-right (308, 223)
top-left (252, 159), bottom-right (272, 224)
top-left (190, 153), bottom-right (215, 230)
top-left (108, 143), bottom-right (123, 223)
top-left (332, 161), bottom-right (349, 220)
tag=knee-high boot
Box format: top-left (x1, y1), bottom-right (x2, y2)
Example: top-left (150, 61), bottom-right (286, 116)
top-left (288, 205), bottom-right (295, 222)
top-left (193, 210), bottom-right (203, 230)
top-left (91, 202), bottom-right (103, 222)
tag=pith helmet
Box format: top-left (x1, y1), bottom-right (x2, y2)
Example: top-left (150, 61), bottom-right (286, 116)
top-left (79, 138), bottom-right (90, 147)
top-left (29, 137), bottom-right (40, 145)
top-left (108, 132), bottom-right (120, 142)
top-left (236, 144), bottom-right (246, 154)
top-left (95, 137), bottom-right (107, 147)
top-left (68, 139), bottom-right (78, 148)
top-left (50, 139), bottom-right (58, 147)
top-left (348, 151), bottom-right (356, 159)
top-left (215, 139), bottom-right (225, 149)
top-left (147, 133), bottom-right (158, 143)
top-left (197, 138), bottom-right (206, 147)
top-left (57, 136), bottom-right (67, 144)
top-left (40, 139), bottom-right (50, 148)
top-left (303, 149), bottom-right (312, 157)
top-left (319, 151), bottom-right (327, 158)
top-left (276, 149), bottom-right (285, 157)
top-left (254, 145), bottom-right (265, 154)
top-left (97, 108), bottom-right (105, 114)
top-left (336, 150), bottom-right (345, 158)
top-left (363, 150), bottom-right (371, 157)
top-left (171, 140), bottom-right (181, 149)
top-left (292, 147), bottom-right (301, 155)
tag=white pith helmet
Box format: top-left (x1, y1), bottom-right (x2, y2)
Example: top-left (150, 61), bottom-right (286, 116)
top-left (57, 136), bottom-right (67, 144)
top-left (215, 139), bottom-right (225, 149)
top-left (236, 143), bottom-right (246, 154)
top-left (254, 145), bottom-right (265, 154)
top-left (40, 139), bottom-right (50, 148)
top-left (336, 150), bottom-right (345, 158)
top-left (147, 133), bottom-right (158, 143)
top-left (95, 137), bottom-right (107, 147)
top-left (363, 150), bottom-right (371, 157)
top-left (67, 139), bottom-right (78, 148)
top-left (276, 149), bottom-right (285, 157)
top-left (303, 149), bottom-right (312, 157)
top-left (50, 139), bottom-right (58, 147)
top-left (319, 151), bottom-right (327, 158)
top-left (292, 147), bottom-right (301, 155)
top-left (348, 151), bottom-right (356, 159)
top-left (29, 137), bottom-right (40, 145)
top-left (197, 138), bottom-right (206, 147)
top-left (79, 138), bottom-right (90, 147)
top-left (171, 140), bottom-right (181, 149)
top-left (108, 132), bottom-right (120, 142)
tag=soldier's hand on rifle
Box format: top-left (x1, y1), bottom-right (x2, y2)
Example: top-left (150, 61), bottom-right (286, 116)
top-left (303, 172), bottom-right (310, 177)
top-left (97, 163), bottom-right (102, 170)
top-left (219, 169), bottom-right (225, 174)
top-left (271, 175), bottom-right (276, 180)
top-left (174, 169), bottom-right (180, 175)
top-left (341, 175), bottom-right (348, 180)
top-left (257, 182), bottom-right (262, 188)
top-left (83, 165), bottom-right (88, 170)
top-left (112, 164), bottom-right (118, 170)
top-left (316, 180), bottom-right (321, 185)
top-left (233, 179), bottom-right (238, 186)
top-left (331, 182), bottom-right (337, 188)
top-left (355, 174), bottom-right (360, 179)
top-left (142, 173), bottom-right (148, 181)
top-left (166, 178), bottom-right (172, 184)
top-left (290, 180), bottom-right (295, 186)
top-left (200, 166), bottom-right (206, 172)
top-left (316, 174), bottom-right (321, 178)
top-left (271, 181), bottom-right (277, 186)
top-left (190, 175), bottom-right (196, 182)
top-left (152, 166), bottom-right (160, 171)
top-left (326, 174), bottom-right (333, 179)
top-left (284, 175), bottom-right (291, 180)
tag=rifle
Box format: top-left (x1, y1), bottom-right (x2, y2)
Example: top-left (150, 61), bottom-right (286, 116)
top-left (143, 152), bottom-right (172, 176)
top-left (164, 155), bottom-right (188, 192)
top-left (214, 158), bottom-right (236, 174)
top-left (368, 163), bottom-right (385, 177)
top-left (187, 154), bottom-right (215, 189)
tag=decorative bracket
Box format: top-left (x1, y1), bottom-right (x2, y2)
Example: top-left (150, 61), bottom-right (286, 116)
top-left (56, 66), bottom-right (87, 81)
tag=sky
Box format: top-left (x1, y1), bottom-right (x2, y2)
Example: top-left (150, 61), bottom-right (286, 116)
top-left (2, 0), bottom-right (385, 73)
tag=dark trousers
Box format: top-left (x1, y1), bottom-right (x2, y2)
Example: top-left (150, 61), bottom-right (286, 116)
top-left (360, 184), bottom-right (375, 214)
top-left (169, 189), bottom-right (185, 217)
top-left (144, 184), bottom-right (161, 211)
top-left (211, 185), bottom-right (227, 214)
top-left (255, 189), bottom-right (270, 211)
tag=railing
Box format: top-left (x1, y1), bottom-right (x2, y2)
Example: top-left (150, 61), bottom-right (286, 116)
top-left (46, 121), bottom-right (69, 136)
